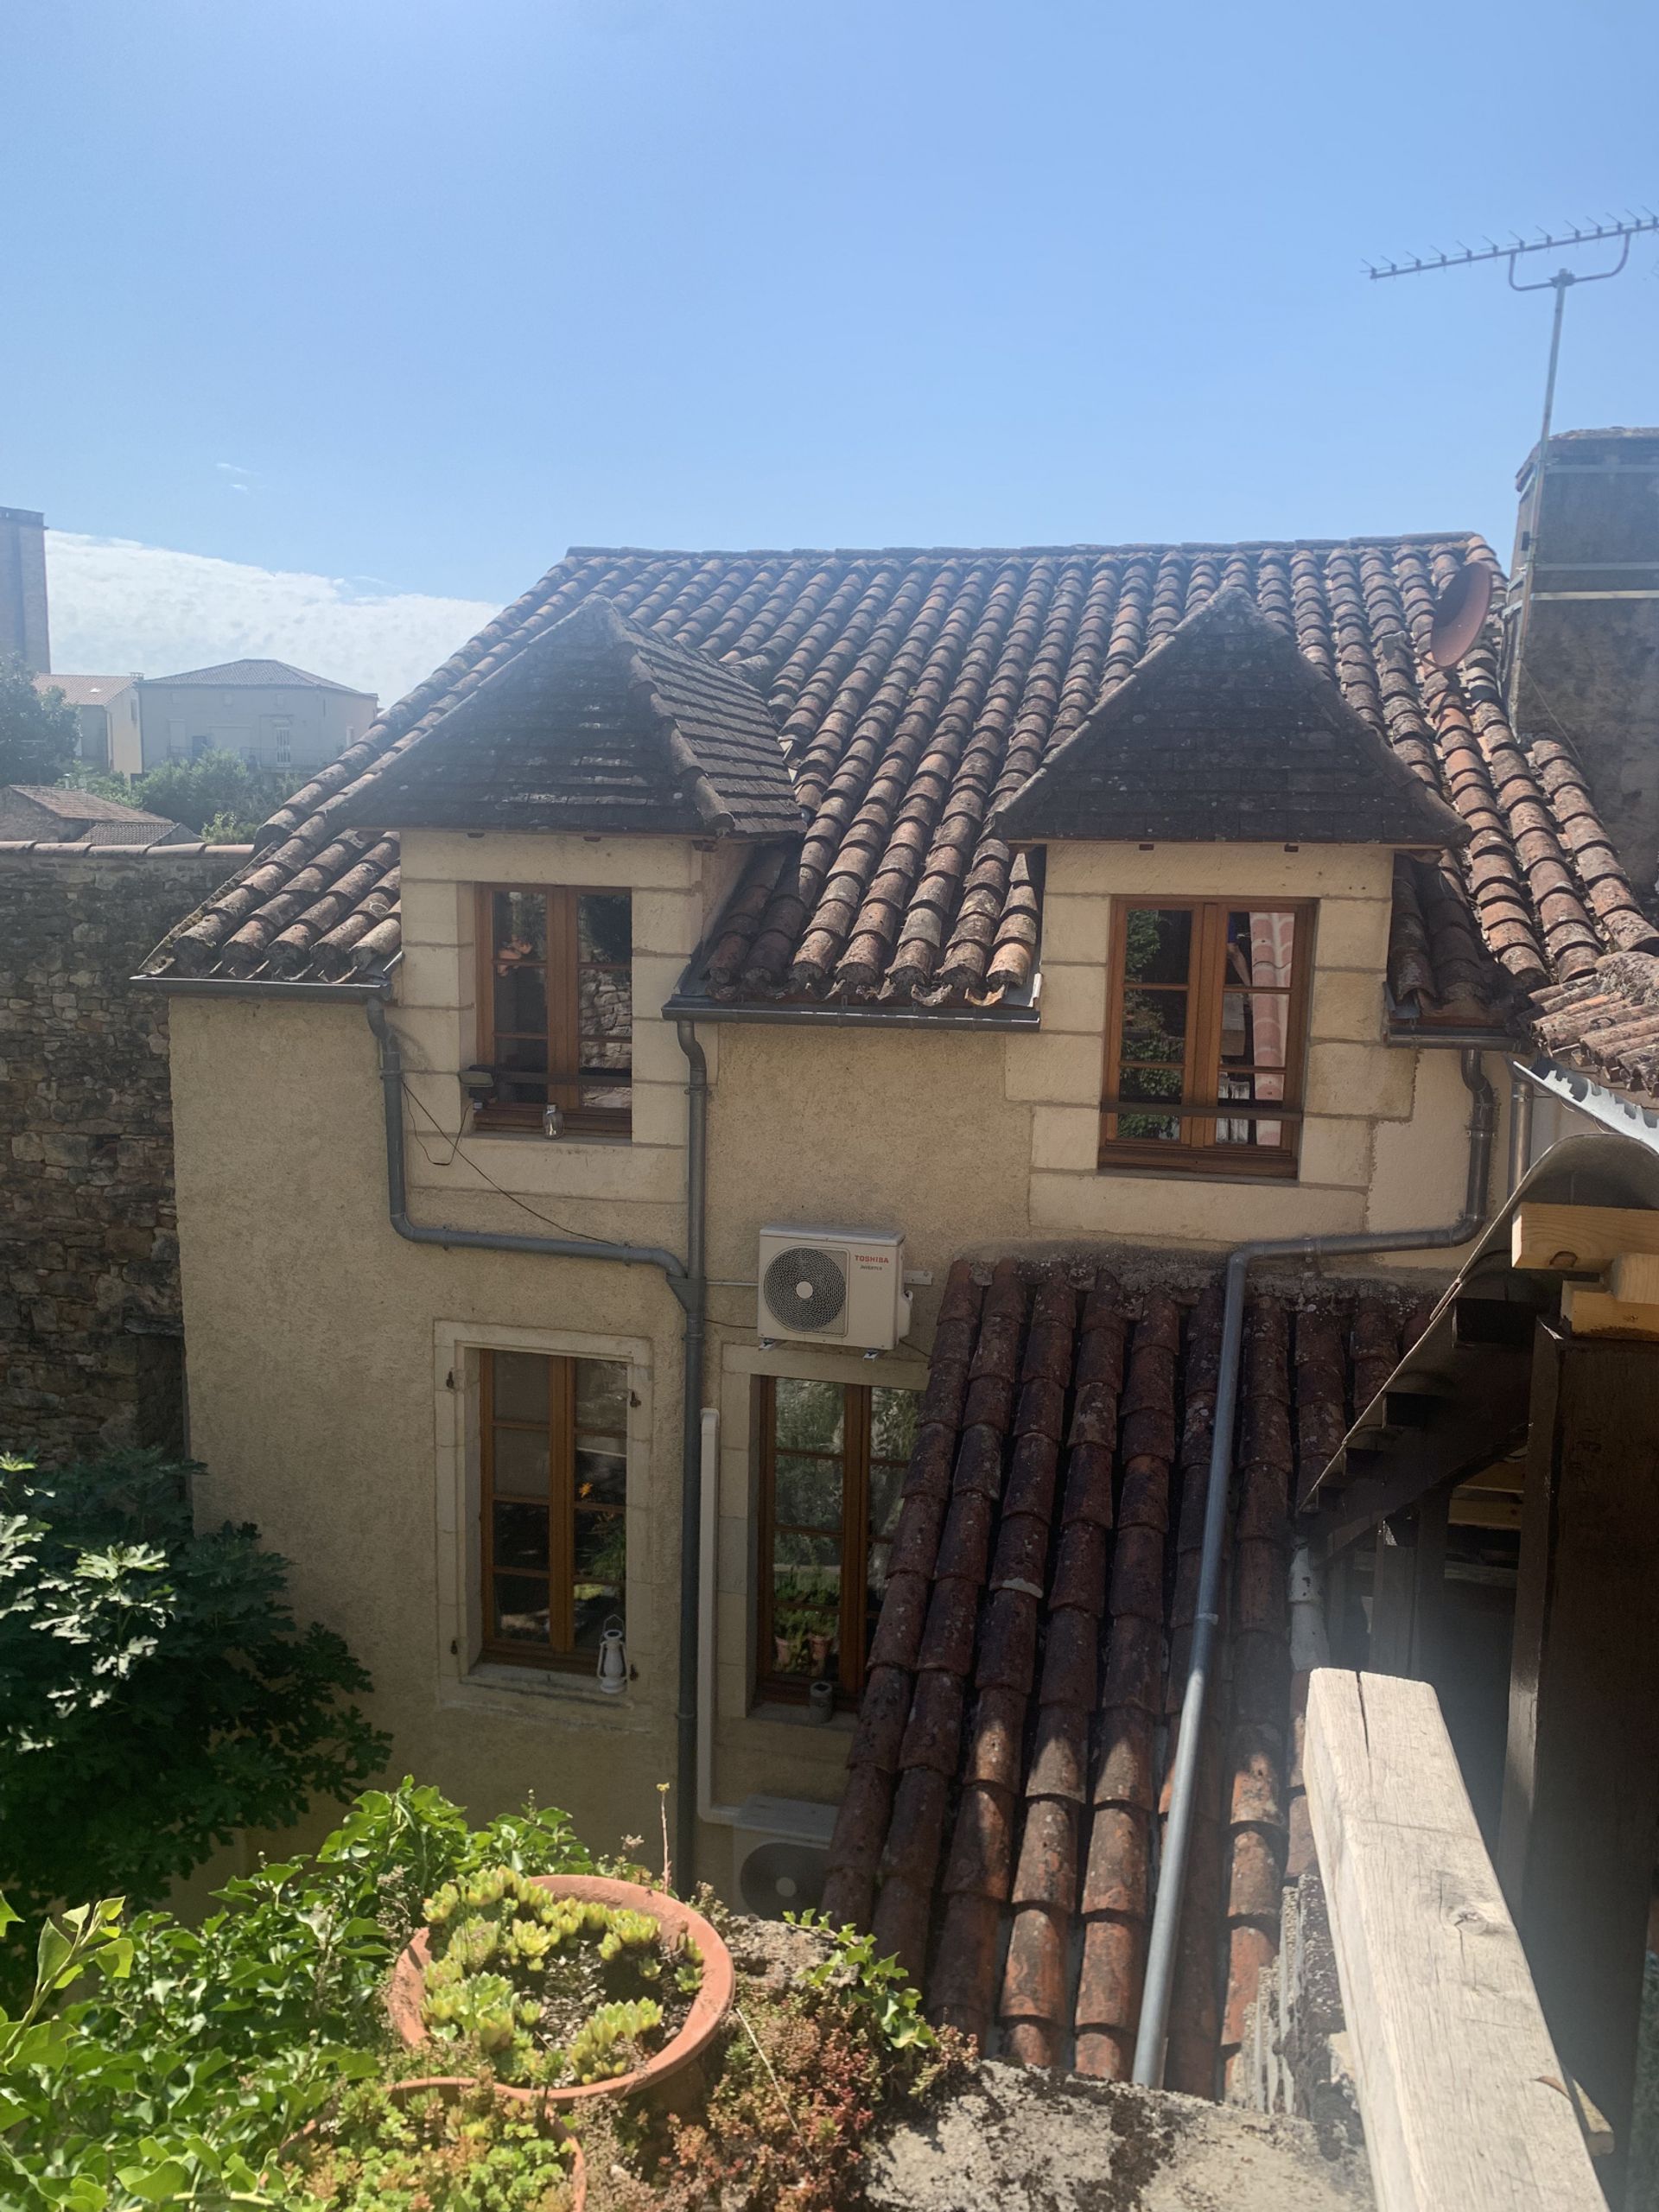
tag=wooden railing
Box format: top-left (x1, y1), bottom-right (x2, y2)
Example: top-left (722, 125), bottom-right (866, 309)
top-left (1304, 1669), bottom-right (1605, 2211)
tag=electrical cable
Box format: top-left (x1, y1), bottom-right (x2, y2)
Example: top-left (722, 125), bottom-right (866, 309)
top-left (398, 1077), bottom-right (613, 1248)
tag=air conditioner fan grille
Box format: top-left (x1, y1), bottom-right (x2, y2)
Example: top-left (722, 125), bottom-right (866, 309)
top-left (762, 1246), bottom-right (847, 1333)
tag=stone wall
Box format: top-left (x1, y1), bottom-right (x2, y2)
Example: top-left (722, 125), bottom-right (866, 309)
top-left (0, 843), bottom-right (245, 1461)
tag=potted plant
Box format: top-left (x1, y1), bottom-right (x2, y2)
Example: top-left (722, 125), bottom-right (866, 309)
top-left (276, 2074), bottom-right (586, 2211)
top-left (386, 1870), bottom-right (734, 2111)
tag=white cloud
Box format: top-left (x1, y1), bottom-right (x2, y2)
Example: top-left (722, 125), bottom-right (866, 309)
top-left (45, 531), bottom-right (503, 707)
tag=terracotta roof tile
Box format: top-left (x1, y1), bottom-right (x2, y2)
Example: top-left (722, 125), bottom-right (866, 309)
top-left (833, 1257), bottom-right (1416, 2101)
top-left (140, 539), bottom-right (1656, 1053)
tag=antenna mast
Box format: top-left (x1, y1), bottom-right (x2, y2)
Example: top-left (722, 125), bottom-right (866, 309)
top-left (1366, 213), bottom-right (1659, 717)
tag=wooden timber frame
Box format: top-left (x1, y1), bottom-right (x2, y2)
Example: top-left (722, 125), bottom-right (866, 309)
top-left (1305, 1669), bottom-right (1604, 2211)
top-left (1298, 1129), bottom-right (1659, 2193)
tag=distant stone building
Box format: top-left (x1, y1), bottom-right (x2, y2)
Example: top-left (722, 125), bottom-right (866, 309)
top-left (136, 658), bottom-right (378, 773)
top-left (0, 785), bottom-right (191, 846)
top-left (0, 506), bottom-right (49, 673)
top-left (33, 671), bottom-right (143, 773)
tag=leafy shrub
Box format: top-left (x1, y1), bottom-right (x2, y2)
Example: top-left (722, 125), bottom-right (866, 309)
top-left (0, 1780), bottom-right (607, 2209)
top-left (0, 1449), bottom-right (389, 1931)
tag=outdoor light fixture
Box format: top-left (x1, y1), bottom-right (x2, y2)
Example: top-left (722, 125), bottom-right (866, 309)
top-left (460, 1064), bottom-right (494, 1102)
top-left (595, 1617), bottom-right (628, 1693)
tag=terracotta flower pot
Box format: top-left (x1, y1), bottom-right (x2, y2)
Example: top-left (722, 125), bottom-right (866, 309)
top-left (279, 2075), bottom-right (587, 2212)
top-left (387, 1873), bottom-right (735, 2113)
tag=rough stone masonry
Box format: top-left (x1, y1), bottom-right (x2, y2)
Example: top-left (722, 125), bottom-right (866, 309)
top-left (0, 843), bottom-right (244, 1462)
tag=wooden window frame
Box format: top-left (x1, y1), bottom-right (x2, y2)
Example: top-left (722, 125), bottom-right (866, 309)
top-left (1100, 895), bottom-right (1313, 1179)
top-left (474, 884), bottom-right (632, 1138)
top-left (479, 1349), bottom-right (626, 1673)
top-left (756, 1377), bottom-right (912, 1708)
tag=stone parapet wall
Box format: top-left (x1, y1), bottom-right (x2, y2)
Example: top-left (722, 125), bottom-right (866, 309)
top-left (0, 845), bottom-right (245, 1461)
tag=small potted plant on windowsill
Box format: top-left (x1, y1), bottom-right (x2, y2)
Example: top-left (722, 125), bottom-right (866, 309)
top-left (386, 1870), bottom-right (734, 2113)
top-left (276, 2074), bottom-right (587, 2212)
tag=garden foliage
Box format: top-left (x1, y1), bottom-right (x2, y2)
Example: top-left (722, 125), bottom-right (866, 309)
top-left (0, 1450), bottom-right (388, 1927)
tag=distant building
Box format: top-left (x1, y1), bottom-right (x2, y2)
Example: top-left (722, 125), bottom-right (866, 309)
top-left (136, 658), bottom-right (378, 774)
top-left (0, 506), bottom-right (49, 673)
top-left (34, 672), bottom-right (144, 774)
top-left (0, 784), bottom-right (191, 846)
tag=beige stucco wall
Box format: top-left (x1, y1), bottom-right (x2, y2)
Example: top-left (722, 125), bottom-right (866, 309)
top-left (138, 679), bottom-right (377, 773)
top-left (166, 828), bottom-right (1505, 1890)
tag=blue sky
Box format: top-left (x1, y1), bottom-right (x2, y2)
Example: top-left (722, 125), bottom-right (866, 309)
top-left (5, 0), bottom-right (1656, 697)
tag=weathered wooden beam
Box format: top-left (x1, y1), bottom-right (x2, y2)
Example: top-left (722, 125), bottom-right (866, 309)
top-left (1511, 1199), bottom-right (1659, 1274)
top-left (1498, 1320), bottom-right (1659, 2201)
top-left (1305, 1669), bottom-right (1605, 2212)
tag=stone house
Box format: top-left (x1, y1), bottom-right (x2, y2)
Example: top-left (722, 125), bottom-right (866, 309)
top-left (135, 657), bottom-right (378, 773)
top-left (0, 783), bottom-right (189, 846)
top-left (136, 426), bottom-right (1659, 2139)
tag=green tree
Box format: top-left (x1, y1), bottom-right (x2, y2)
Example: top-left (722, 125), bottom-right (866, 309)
top-left (121, 747), bottom-right (302, 838)
top-left (0, 1449), bottom-right (389, 1924)
top-left (0, 657), bottom-right (77, 785)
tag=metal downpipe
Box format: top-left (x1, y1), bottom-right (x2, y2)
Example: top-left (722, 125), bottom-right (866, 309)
top-left (672, 1020), bottom-right (709, 1888)
top-left (1130, 1047), bottom-right (1496, 2088)
top-left (1508, 1062), bottom-right (1535, 1194)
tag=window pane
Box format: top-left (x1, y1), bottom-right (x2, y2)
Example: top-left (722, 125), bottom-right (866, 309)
top-left (575, 1443), bottom-right (626, 1507)
top-left (491, 1427), bottom-right (550, 1499)
top-left (579, 1082), bottom-right (632, 1116)
top-left (772, 1535), bottom-right (841, 1678)
top-left (772, 1379), bottom-right (844, 1453)
top-left (495, 962), bottom-right (547, 1036)
top-left (493, 890), bottom-right (547, 963)
top-left (1226, 909), bottom-right (1297, 991)
top-left (870, 1387), bottom-right (918, 1467)
top-left (773, 1452), bottom-right (843, 1531)
top-left (868, 1460), bottom-right (905, 1542)
top-left (574, 1510), bottom-right (626, 1588)
top-left (866, 1539), bottom-right (892, 1646)
top-left (1119, 1063), bottom-right (1185, 1105)
top-left (491, 1352), bottom-right (550, 1424)
top-left (575, 1358), bottom-right (627, 1437)
top-left (1119, 988), bottom-right (1186, 1065)
top-left (1122, 908), bottom-right (1193, 986)
top-left (1220, 990), bottom-right (1290, 1072)
top-left (1116, 1109), bottom-right (1182, 1143)
top-left (493, 1575), bottom-right (549, 1643)
top-left (493, 1501), bottom-right (549, 1572)
top-left (577, 893), bottom-right (631, 967)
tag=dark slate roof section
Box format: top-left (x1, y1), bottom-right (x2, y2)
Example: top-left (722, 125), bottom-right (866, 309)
top-left (140, 537), bottom-right (1658, 1002)
top-left (818, 1256), bottom-right (1432, 2101)
top-left (990, 587), bottom-right (1468, 849)
top-left (142, 658), bottom-right (373, 695)
top-left (327, 596), bottom-right (801, 841)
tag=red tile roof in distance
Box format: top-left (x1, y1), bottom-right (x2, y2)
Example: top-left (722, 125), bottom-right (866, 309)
top-left (143, 538), bottom-right (1656, 1029)
top-left (820, 1256), bottom-right (1431, 2098)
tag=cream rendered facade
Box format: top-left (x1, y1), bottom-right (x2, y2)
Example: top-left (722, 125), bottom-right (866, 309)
top-left (168, 825), bottom-right (1516, 1887)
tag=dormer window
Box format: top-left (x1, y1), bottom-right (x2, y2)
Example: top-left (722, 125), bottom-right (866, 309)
top-left (1101, 898), bottom-right (1311, 1177)
top-left (476, 886), bottom-right (632, 1135)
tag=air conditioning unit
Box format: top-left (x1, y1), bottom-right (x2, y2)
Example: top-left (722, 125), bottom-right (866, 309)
top-left (732, 1795), bottom-right (837, 1920)
top-left (757, 1225), bottom-right (911, 1351)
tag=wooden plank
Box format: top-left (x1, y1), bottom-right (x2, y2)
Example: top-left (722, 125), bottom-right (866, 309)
top-left (1304, 1669), bottom-right (1604, 2212)
top-left (1498, 1322), bottom-right (1659, 2202)
top-left (1512, 1198), bottom-right (1659, 1272)
top-left (1559, 1281), bottom-right (1659, 1338)
top-left (1610, 1251), bottom-right (1659, 1305)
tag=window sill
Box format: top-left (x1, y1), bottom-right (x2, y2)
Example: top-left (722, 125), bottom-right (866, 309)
top-left (1095, 1157), bottom-right (1300, 1186)
top-left (439, 1661), bottom-right (647, 1723)
top-left (467, 1124), bottom-right (634, 1150)
top-left (747, 1697), bottom-right (856, 1734)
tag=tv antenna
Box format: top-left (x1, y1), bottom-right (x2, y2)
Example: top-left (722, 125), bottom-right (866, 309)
top-left (1365, 212), bottom-right (1659, 715)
